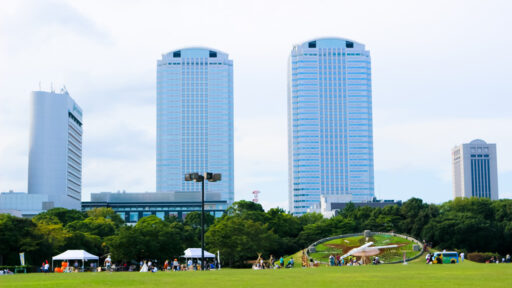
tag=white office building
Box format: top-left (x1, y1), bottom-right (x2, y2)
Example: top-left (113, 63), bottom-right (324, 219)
top-left (452, 139), bottom-right (498, 200)
top-left (27, 88), bottom-right (83, 210)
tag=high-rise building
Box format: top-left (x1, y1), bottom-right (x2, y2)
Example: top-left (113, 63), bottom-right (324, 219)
top-left (452, 139), bottom-right (498, 200)
top-left (28, 88), bottom-right (83, 210)
top-left (156, 48), bottom-right (234, 204)
top-left (288, 38), bottom-right (375, 215)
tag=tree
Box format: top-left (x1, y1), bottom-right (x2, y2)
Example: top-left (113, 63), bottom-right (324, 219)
top-left (296, 217), bottom-right (356, 248)
top-left (264, 208), bottom-right (302, 255)
top-left (86, 207), bottom-right (124, 228)
top-left (106, 215), bottom-right (193, 263)
top-left (399, 198), bottom-right (427, 235)
top-left (422, 211), bottom-right (497, 252)
top-left (297, 212), bottom-right (323, 227)
top-left (32, 218), bottom-right (71, 263)
top-left (0, 214), bottom-right (39, 266)
top-left (226, 200), bottom-right (265, 215)
top-left (66, 217), bottom-right (117, 238)
top-left (33, 208), bottom-right (85, 226)
top-left (184, 211), bottom-right (215, 229)
top-left (62, 232), bottom-right (102, 257)
top-left (205, 216), bottom-right (278, 267)
top-left (266, 208), bottom-right (301, 238)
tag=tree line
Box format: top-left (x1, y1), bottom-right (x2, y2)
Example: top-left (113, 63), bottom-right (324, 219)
top-left (0, 197), bottom-right (511, 268)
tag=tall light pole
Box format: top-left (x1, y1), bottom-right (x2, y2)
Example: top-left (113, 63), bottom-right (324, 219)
top-left (185, 172), bottom-right (221, 270)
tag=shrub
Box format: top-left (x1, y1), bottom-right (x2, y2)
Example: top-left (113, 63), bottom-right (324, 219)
top-left (467, 252), bottom-right (500, 263)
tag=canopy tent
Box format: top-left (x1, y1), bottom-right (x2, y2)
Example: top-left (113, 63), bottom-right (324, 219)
top-left (53, 250), bottom-right (99, 261)
top-left (52, 250), bottom-right (99, 271)
top-left (182, 248), bottom-right (216, 258)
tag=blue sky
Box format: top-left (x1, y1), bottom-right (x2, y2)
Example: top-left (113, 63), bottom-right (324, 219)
top-left (0, 0), bottom-right (511, 210)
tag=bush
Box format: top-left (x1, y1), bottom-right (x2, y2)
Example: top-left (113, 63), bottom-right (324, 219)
top-left (467, 252), bottom-right (500, 263)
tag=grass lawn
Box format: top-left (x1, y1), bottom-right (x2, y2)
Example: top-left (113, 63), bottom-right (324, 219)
top-left (1, 261), bottom-right (511, 287)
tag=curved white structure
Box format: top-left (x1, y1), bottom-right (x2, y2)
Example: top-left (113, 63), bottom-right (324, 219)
top-left (28, 89), bottom-right (82, 210)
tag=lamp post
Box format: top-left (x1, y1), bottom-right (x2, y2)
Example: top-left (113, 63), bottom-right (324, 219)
top-left (185, 172), bottom-right (221, 270)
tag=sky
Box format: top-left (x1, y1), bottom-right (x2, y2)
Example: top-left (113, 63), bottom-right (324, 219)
top-left (0, 0), bottom-right (511, 210)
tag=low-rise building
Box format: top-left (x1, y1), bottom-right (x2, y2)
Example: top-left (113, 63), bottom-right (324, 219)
top-left (0, 191), bottom-right (50, 217)
top-left (82, 191), bottom-right (228, 224)
top-left (319, 195), bottom-right (401, 218)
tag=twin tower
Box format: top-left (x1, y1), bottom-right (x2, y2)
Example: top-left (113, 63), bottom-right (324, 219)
top-left (156, 38), bottom-right (375, 216)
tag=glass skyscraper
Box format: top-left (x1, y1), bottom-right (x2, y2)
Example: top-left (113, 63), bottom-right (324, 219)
top-left (288, 38), bottom-right (375, 215)
top-left (157, 47), bottom-right (234, 204)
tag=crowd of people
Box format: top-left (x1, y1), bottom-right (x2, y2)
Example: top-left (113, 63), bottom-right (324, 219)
top-left (138, 258), bottom-right (219, 272)
top-left (425, 252), bottom-right (512, 264)
top-left (327, 254), bottom-right (380, 266)
top-left (252, 255), bottom-right (295, 269)
top-left (24, 250), bottom-right (512, 274)
top-left (0, 269), bottom-right (14, 275)
top-left (486, 254), bottom-right (511, 264)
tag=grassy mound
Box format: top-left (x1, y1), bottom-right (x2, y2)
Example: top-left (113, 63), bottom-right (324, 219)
top-left (310, 234), bottom-right (419, 263)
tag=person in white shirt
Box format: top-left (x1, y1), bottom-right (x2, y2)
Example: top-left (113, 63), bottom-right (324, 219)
top-left (140, 261), bottom-right (148, 272)
top-left (460, 252), bottom-right (464, 262)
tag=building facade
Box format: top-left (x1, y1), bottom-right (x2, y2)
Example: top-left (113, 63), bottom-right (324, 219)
top-left (156, 48), bottom-right (234, 204)
top-left (82, 192), bottom-right (228, 224)
top-left (0, 191), bottom-right (49, 217)
top-left (452, 139), bottom-right (499, 200)
top-left (288, 38), bottom-right (375, 215)
top-left (28, 88), bottom-right (82, 210)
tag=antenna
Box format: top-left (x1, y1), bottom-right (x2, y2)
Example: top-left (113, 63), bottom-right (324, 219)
top-left (252, 190), bottom-right (260, 203)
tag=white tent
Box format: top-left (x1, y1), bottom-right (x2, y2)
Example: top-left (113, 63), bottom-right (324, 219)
top-left (52, 250), bottom-right (99, 270)
top-left (182, 248), bottom-right (216, 258)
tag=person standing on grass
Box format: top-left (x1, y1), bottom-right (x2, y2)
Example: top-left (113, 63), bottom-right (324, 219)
top-left (140, 261), bottom-right (149, 272)
top-left (460, 252), bottom-right (464, 262)
top-left (280, 256), bottom-right (284, 267)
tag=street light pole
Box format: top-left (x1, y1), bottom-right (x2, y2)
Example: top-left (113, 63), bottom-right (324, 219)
top-left (185, 172), bottom-right (221, 271)
top-left (201, 173), bottom-right (205, 271)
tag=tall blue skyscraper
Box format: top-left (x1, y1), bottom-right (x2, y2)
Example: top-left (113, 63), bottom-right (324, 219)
top-left (288, 38), bottom-right (375, 215)
top-left (157, 48), bottom-right (234, 204)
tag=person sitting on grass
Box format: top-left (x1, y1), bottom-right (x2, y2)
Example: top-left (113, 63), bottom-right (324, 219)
top-left (286, 258), bottom-right (293, 268)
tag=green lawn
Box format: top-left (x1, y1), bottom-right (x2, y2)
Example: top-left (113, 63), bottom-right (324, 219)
top-left (2, 261), bottom-right (511, 287)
